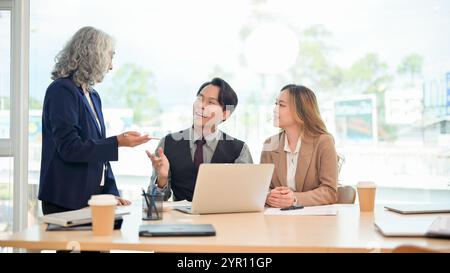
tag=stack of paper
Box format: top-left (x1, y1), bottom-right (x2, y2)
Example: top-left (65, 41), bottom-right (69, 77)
top-left (163, 200), bottom-right (192, 211)
top-left (40, 207), bottom-right (130, 227)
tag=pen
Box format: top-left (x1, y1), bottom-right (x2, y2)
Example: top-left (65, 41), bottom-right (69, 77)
top-left (149, 186), bottom-right (161, 219)
top-left (142, 189), bottom-right (152, 218)
top-left (143, 188), bottom-right (160, 219)
top-left (280, 205), bottom-right (304, 211)
top-left (152, 187), bottom-right (162, 219)
top-left (151, 194), bottom-right (160, 219)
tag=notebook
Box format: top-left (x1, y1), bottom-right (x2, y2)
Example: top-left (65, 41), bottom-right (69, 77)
top-left (375, 216), bottom-right (450, 238)
top-left (384, 204), bottom-right (450, 214)
top-left (46, 218), bottom-right (124, 231)
top-left (40, 207), bottom-right (130, 227)
top-left (139, 224), bottom-right (216, 237)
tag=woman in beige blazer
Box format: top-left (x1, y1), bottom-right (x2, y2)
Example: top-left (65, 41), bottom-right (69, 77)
top-left (261, 84), bottom-right (338, 208)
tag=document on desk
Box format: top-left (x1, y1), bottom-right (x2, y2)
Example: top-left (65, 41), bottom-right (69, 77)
top-left (163, 200), bottom-right (192, 211)
top-left (40, 207), bottom-right (130, 227)
top-left (264, 205), bottom-right (338, 216)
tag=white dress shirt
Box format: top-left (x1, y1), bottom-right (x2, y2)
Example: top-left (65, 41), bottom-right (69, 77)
top-left (84, 91), bottom-right (105, 186)
top-left (149, 127), bottom-right (254, 198)
top-left (284, 134), bottom-right (301, 191)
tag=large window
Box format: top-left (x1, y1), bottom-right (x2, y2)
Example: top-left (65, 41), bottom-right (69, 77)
top-left (1, 0), bottom-right (29, 238)
top-left (0, 8), bottom-right (12, 237)
top-left (28, 0), bottom-right (450, 221)
top-left (0, 157), bottom-right (12, 237)
top-left (0, 10), bottom-right (10, 139)
top-left (1, 0), bottom-right (29, 240)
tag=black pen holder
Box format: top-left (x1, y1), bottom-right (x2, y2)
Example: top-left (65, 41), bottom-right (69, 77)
top-left (142, 192), bottom-right (163, 220)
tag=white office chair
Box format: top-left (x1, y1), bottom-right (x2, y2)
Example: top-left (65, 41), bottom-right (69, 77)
top-left (337, 185), bottom-right (356, 204)
top-left (336, 154), bottom-right (356, 204)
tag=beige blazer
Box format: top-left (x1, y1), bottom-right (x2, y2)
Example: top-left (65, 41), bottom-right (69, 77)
top-left (260, 131), bottom-right (338, 206)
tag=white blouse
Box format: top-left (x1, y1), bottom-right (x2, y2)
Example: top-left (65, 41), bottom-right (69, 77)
top-left (284, 134), bottom-right (301, 191)
top-left (84, 91), bottom-right (105, 186)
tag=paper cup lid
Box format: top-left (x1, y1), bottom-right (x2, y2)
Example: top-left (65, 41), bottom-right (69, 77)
top-left (88, 194), bottom-right (117, 206)
top-left (357, 181), bottom-right (377, 188)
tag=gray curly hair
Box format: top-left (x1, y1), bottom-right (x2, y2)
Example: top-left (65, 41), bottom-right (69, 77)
top-left (51, 26), bottom-right (115, 90)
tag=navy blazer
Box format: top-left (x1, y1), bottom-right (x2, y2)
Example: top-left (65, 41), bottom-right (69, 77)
top-left (38, 78), bottom-right (120, 210)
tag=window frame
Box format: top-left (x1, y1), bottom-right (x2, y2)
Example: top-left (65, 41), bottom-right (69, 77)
top-left (0, 0), bottom-right (30, 233)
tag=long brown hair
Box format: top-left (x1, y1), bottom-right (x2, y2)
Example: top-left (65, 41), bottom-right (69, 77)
top-left (281, 84), bottom-right (329, 137)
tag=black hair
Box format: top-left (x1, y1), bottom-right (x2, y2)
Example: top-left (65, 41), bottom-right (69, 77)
top-left (196, 77), bottom-right (238, 114)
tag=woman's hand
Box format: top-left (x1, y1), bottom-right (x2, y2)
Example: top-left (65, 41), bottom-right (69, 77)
top-left (146, 147), bottom-right (170, 187)
top-left (266, 186), bottom-right (295, 208)
top-left (117, 131), bottom-right (151, 147)
top-left (116, 196), bottom-right (132, 206)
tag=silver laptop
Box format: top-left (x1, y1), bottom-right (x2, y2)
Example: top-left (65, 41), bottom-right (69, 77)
top-left (384, 204), bottom-right (450, 214)
top-left (375, 217), bottom-right (450, 238)
top-left (374, 218), bottom-right (434, 237)
top-left (175, 164), bottom-right (274, 214)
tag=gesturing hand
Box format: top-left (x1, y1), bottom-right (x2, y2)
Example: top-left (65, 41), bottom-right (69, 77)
top-left (117, 131), bottom-right (152, 147)
top-left (146, 147), bottom-right (170, 187)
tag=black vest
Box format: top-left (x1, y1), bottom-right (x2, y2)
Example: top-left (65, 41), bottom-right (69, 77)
top-left (164, 129), bottom-right (244, 201)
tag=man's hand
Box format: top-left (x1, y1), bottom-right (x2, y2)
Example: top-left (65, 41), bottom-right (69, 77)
top-left (146, 147), bottom-right (170, 188)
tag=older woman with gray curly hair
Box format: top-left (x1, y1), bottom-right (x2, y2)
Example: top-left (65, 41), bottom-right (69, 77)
top-left (39, 26), bottom-right (152, 214)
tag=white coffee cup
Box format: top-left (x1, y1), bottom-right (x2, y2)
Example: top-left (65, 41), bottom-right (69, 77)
top-left (356, 181), bottom-right (377, 212)
top-left (88, 194), bottom-right (117, 236)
